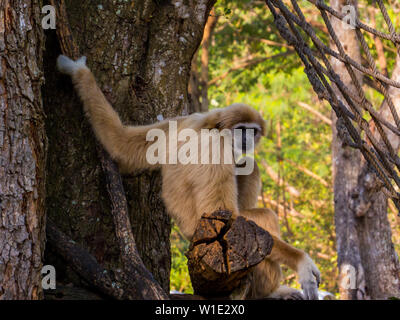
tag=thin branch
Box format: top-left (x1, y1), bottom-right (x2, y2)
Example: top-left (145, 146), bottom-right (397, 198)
top-left (245, 36), bottom-right (292, 48)
top-left (261, 160), bottom-right (301, 198)
top-left (284, 159), bottom-right (330, 187)
top-left (257, 195), bottom-right (304, 218)
top-left (188, 51), bottom-right (202, 113)
top-left (200, 8), bottom-right (218, 111)
top-left (297, 101), bottom-right (332, 126)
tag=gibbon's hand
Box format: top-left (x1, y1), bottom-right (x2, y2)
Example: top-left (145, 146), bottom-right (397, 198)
top-left (297, 254), bottom-right (321, 300)
top-left (57, 55), bottom-right (87, 76)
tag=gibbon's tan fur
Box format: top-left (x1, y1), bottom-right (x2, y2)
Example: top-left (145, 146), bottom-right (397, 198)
top-left (57, 55), bottom-right (320, 300)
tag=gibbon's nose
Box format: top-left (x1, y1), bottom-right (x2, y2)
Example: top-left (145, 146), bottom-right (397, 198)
top-left (241, 130), bottom-right (248, 150)
top-left (241, 129), bottom-right (256, 152)
top-left (233, 126), bottom-right (257, 153)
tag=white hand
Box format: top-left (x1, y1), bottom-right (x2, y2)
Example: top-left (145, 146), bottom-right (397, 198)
top-left (297, 254), bottom-right (321, 300)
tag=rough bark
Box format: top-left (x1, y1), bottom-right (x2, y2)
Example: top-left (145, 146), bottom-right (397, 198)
top-left (331, 0), bottom-right (400, 299)
top-left (0, 0), bottom-right (46, 299)
top-left (186, 210), bottom-right (273, 297)
top-left (330, 0), bottom-right (366, 300)
top-left (42, 0), bottom-right (216, 292)
top-left (47, 217), bottom-right (167, 300)
top-left (98, 148), bottom-right (168, 299)
top-left (351, 58), bottom-right (400, 299)
top-left (46, 220), bottom-right (119, 299)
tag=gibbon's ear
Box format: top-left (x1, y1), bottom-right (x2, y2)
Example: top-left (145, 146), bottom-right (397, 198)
top-left (262, 118), bottom-right (268, 137)
top-left (57, 55), bottom-right (88, 76)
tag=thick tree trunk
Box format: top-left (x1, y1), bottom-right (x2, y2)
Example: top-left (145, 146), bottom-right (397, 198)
top-left (353, 59), bottom-right (400, 299)
top-left (330, 0), bottom-right (366, 300)
top-left (0, 0), bottom-right (46, 299)
top-left (356, 192), bottom-right (400, 299)
top-left (331, 0), bottom-right (400, 299)
top-left (43, 0), bottom-right (215, 292)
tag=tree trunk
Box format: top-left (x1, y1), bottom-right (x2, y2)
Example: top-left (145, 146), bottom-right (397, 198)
top-left (43, 0), bottom-right (215, 293)
top-left (330, 0), bottom-right (366, 300)
top-left (331, 0), bottom-right (400, 299)
top-left (353, 59), bottom-right (400, 299)
top-left (0, 0), bottom-right (46, 299)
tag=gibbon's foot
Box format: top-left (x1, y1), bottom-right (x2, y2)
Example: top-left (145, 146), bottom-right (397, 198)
top-left (268, 285), bottom-right (305, 300)
top-left (297, 254), bottom-right (321, 300)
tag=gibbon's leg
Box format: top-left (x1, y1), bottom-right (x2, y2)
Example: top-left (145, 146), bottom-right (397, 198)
top-left (56, 55), bottom-right (173, 173)
top-left (249, 261), bottom-right (304, 300)
top-left (240, 208), bottom-right (320, 300)
top-left (235, 163), bottom-right (305, 299)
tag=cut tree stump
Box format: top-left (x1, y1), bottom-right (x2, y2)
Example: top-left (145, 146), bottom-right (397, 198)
top-left (186, 210), bottom-right (273, 297)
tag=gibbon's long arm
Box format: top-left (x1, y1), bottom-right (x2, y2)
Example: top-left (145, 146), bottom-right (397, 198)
top-left (57, 55), bottom-right (163, 172)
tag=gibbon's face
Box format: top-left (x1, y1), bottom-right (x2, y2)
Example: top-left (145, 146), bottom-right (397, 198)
top-left (213, 103), bottom-right (266, 154)
top-left (232, 122), bottom-right (263, 153)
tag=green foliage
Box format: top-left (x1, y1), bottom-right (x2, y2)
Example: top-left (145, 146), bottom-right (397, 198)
top-left (170, 222), bottom-right (193, 294)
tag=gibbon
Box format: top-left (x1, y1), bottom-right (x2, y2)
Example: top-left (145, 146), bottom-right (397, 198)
top-left (56, 55), bottom-right (320, 300)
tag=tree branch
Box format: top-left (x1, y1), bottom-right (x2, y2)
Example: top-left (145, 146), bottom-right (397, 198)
top-left (46, 220), bottom-right (122, 299)
top-left (284, 159), bottom-right (330, 187)
top-left (258, 195), bottom-right (304, 219)
top-left (98, 147), bottom-right (168, 299)
top-left (297, 101), bottom-right (332, 126)
top-left (200, 7), bottom-right (218, 111)
top-left (260, 160), bottom-right (301, 198)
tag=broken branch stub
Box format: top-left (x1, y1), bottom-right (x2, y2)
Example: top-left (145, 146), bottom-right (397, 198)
top-left (186, 210), bottom-right (273, 297)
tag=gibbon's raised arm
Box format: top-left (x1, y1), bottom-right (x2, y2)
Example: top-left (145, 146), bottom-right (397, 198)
top-left (57, 55), bottom-right (162, 172)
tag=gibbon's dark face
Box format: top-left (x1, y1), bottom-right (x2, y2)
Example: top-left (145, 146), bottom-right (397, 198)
top-left (207, 103), bottom-right (267, 154)
top-left (233, 122), bottom-right (263, 154)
